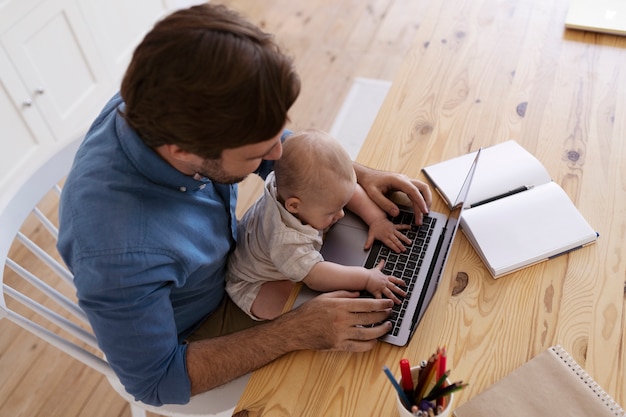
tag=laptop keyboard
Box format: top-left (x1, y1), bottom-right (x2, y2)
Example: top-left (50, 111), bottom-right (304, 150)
top-left (363, 210), bottom-right (437, 336)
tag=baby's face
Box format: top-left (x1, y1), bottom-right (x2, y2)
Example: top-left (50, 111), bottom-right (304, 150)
top-left (295, 178), bottom-right (355, 230)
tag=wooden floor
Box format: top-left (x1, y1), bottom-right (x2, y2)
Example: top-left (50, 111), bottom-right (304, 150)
top-left (0, 1), bottom-right (422, 416)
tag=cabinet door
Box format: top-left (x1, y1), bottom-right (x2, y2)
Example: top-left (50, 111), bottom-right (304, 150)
top-left (76, 0), bottom-right (170, 84)
top-left (0, 0), bottom-right (41, 34)
top-left (1, 0), bottom-right (114, 141)
top-left (0, 46), bottom-right (54, 192)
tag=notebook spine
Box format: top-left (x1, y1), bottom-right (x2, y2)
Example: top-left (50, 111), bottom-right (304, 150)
top-left (551, 345), bottom-right (626, 417)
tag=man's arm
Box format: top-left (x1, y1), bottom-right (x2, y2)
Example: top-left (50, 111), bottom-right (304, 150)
top-left (72, 255), bottom-right (194, 406)
top-left (186, 292), bottom-right (394, 394)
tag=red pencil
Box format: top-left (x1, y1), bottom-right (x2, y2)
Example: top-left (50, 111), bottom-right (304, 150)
top-left (399, 358), bottom-right (415, 396)
top-left (437, 346), bottom-right (446, 380)
top-left (437, 347), bottom-right (447, 408)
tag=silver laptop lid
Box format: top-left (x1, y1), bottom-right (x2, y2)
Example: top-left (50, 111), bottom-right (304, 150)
top-left (407, 148), bottom-right (482, 341)
top-left (565, 0), bottom-right (626, 36)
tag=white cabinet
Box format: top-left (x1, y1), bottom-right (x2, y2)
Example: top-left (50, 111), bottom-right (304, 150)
top-left (0, 46), bottom-right (54, 183)
top-left (0, 0), bottom-right (203, 194)
top-left (2, 0), bottom-right (115, 142)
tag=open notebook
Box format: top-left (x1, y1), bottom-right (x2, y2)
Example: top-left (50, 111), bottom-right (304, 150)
top-left (422, 141), bottom-right (598, 278)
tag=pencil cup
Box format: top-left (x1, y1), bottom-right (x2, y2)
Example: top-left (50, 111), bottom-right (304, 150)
top-left (396, 366), bottom-right (454, 417)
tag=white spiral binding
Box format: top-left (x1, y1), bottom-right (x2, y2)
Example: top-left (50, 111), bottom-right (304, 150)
top-left (550, 345), bottom-right (626, 417)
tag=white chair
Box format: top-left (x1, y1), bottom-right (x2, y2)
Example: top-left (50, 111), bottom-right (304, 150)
top-left (0, 136), bottom-right (250, 417)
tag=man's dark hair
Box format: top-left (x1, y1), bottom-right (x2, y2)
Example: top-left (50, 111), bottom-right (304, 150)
top-left (120, 4), bottom-right (300, 159)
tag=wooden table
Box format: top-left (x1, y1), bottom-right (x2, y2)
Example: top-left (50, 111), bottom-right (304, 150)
top-left (235, 0), bottom-right (626, 415)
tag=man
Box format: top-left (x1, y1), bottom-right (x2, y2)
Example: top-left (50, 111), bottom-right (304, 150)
top-left (57, 4), bottom-right (432, 406)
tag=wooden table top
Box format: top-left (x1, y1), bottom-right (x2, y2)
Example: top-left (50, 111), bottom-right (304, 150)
top-left (235, 0), bottom-right (626, 415)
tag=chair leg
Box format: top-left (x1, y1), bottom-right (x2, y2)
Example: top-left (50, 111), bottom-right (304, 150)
top-left (129, 402), bottom-right (148, 417)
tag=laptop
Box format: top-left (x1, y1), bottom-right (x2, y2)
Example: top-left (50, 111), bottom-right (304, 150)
top-left (293, 149), bottom-right (481, 346)
top-left (565, 0), bottom-right (626, 36)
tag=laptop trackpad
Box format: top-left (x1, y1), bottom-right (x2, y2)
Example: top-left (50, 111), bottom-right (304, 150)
top-left (320, 212), bottom-right (370, 267)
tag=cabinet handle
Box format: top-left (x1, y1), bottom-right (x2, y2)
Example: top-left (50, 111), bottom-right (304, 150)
top-left (23, 98), bottom-right (33, 107)
top-left (35, 87), bottom-right (45, 95)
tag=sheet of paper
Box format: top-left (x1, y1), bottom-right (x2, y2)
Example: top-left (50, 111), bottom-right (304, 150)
top-left (460, 182), bottom-right (597, 277)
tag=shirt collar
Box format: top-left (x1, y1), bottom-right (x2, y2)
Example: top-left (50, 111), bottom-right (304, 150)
top-left (115, 104), bottom-right (210, 193)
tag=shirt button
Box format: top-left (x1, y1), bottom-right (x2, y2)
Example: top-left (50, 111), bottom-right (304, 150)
top-left (199, 184), bottom-right (206, 190)
top-left (179, 186), bottom-right (187, 192)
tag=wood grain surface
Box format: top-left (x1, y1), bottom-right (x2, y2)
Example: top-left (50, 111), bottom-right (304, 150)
top-left (1, 0), bottom-right (623, 416)
top-left (235, 0), bottom-right (626, 416)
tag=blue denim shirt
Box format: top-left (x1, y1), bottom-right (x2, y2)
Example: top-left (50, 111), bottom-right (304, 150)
top-left (57, 93), bottom-right (274, 405)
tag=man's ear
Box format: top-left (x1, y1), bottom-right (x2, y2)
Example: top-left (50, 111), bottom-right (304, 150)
top-left (284, 197), bottom-right (302, 214)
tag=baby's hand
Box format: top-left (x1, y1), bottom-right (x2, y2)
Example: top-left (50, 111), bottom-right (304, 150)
top-left (365, 217), bottom-right (412, 253)
top-left (364, 260), bottom-right (407, 304)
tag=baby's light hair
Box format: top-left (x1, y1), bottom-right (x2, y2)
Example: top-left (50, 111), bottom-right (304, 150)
top-left (274, 129), bottom-right (355, 200)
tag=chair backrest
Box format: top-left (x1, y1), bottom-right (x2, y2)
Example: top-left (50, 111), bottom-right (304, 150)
top-left (0, 136), bottom-right (249, 417)
top-left (0, 136), bottom-right (115, 378)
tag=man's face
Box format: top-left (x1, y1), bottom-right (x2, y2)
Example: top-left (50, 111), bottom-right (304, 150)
top-left (193, 131), bottom-right (283, 184)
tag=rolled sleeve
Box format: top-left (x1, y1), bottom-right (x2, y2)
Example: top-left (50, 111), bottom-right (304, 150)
top-left (74, 252), bottom-right (192, 406)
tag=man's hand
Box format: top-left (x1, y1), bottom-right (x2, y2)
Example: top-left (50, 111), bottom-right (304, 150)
top-left (286, 291), bottom-right (395, 352)
top-left (353, 163), bottom-right (432, 224)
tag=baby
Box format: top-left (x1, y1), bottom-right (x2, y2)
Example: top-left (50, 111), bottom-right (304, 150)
top-left (226, 129), bottom-right (411, 320)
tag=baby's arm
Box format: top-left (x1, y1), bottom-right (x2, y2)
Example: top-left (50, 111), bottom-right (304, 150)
top-left (303, 260), bottom-right (406, 303)
top-left (346, 183), bottom-right (411, 252)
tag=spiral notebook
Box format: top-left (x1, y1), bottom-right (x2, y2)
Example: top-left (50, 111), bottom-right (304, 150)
top-left (453, 345), bottom-right (625, 417)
